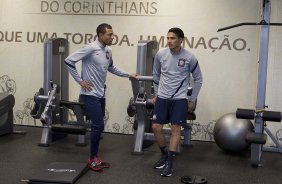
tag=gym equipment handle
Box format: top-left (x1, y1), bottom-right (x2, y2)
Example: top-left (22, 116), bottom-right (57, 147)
top-left (263, 111), bottom-right (281, 122)
top-left (236, 108), bottom-right (255, 119)
top-left (236, 108), bottom-right (281, 122)
top-left (40, 84), bottom-right (58, 124)
top-left (131, 75), bottom-right (153, 81)
top-left (217, 21), bottom-right (282, 32)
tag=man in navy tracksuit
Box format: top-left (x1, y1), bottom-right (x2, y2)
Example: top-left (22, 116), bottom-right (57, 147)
top-left (152, 27), bottom-right (203, 177)
top-left (65, 23), bottom-right (136, 172)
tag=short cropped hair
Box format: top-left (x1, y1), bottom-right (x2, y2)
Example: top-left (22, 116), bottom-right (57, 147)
top-left (168, 27), bottom-right (184, 38)
top-left (96, 23), bottom-right (112, 36)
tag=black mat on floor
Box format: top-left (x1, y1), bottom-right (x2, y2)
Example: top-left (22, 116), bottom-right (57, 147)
top-left (27, 162), bottom-right (88, 184)
top-left (1, 125), bottom-right (282, 184)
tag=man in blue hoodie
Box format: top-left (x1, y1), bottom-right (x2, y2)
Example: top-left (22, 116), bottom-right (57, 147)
top-left (65, 23), bottom-right (136, 172)
top-left (152, 27), bottom-right (203, 177)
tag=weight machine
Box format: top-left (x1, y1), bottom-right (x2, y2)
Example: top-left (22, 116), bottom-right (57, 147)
top-left (218, 0), bottom-right (282, 167)
top-left (31, 38), bottom-right (88, 147)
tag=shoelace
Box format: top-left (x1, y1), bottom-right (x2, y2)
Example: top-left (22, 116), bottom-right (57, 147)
top-left (93, 156), bottom-right (102, 165)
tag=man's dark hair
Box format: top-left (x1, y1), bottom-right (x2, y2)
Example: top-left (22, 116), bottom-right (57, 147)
top-left (96, 23), bottom-right (112, 36)
top-left (168, 27), bottom-right (184, 38)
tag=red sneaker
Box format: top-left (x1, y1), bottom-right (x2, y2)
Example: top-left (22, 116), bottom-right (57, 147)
top-left (88, 158), bottom-right (103, 172)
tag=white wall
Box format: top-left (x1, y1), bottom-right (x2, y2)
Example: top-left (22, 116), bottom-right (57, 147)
top-left (0, 0), bottom-right (281, 145)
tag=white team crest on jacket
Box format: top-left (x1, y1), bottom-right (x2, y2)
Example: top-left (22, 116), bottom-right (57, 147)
top-left (178, 58), bottom-right (186, 67)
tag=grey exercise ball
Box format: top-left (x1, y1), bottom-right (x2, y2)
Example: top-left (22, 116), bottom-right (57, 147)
top-left (213, 112), bottom-right (254, 153)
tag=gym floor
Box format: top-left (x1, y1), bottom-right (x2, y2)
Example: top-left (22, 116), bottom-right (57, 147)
top-left (1, 125), bottom-right (282, 184)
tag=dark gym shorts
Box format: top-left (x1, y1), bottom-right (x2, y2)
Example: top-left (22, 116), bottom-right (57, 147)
top-left (152, 97), bottom-right (188, 125)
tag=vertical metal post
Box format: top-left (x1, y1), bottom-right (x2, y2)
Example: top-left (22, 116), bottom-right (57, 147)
top-left (43, 38), bottom-right (69, 124)
top-left (251, 0), bottom-right (271, 167)
top-left (131, 41), bottom-right (158, 154)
